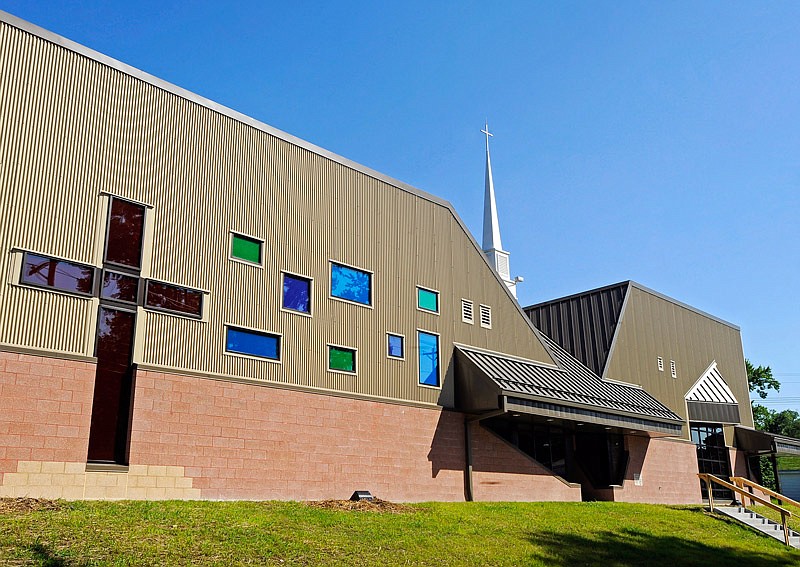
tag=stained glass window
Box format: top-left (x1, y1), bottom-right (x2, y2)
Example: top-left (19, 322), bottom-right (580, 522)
top-left (226, 327), bottom-right (280, 360)
top-left (417, 287), bottom-right (439, 313)
top-left (418, 331), bottom-right (439, 387)
top-left (329, 345), bottom-right (356, 373)
top-left (231, 233), bottom-right (262, 264)
top-left (283, 273), bottom-right (311, 313)
top-left (330, 262), bottom-right (371, 306)
top-left (387, 334), bottom-right (404, 358)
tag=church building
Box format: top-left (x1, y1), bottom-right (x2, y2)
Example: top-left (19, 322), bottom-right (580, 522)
top-left (0, 10), bottom-right (787, 503)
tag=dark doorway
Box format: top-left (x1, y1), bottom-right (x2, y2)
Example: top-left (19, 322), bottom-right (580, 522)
top-left (87, 307), bottom-right (137, 463)
top-left (574, 432), bottom-right (628, 488)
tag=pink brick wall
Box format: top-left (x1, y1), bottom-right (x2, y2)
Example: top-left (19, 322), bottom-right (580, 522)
top-left (130, 370), bottom-right (581, 502)
top-left (0, 352), bottom-right (96, 480)
top-left (610, 436), bottom-right (702, 504)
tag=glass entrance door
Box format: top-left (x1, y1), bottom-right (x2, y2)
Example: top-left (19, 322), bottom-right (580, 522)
top-left (691, 423), bottom-right (732, 500)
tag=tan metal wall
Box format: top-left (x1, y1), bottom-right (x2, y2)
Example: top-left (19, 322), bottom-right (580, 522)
top-left (605, 285), bottom-right (754, 430)
top-left (0, 21), bottom-right (553, 408)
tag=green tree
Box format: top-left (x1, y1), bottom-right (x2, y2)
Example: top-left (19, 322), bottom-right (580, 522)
top-left (747, 360), bottom-right (780, 399)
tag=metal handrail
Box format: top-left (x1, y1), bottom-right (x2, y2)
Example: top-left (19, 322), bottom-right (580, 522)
top-left (698, 473), bottom-right (792, 546)
top-left (730, 476), bottom-right (800, 509)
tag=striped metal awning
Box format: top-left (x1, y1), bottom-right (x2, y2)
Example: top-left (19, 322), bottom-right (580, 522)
top-left (455, 336), bottom-right (684, 436)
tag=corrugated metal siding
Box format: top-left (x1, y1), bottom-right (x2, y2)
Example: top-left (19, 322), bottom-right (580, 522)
top-left (525, 282), bottom-right (628, 375)
top-left (605, 286), bottom-right (753, 428)
top-left (0, 20), bottom-right (553, 407)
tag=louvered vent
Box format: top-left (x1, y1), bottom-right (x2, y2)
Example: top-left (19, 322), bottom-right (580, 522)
top-left (657, 357), bottom-right (664, 372)
top-left (461, 299), bottom-right (474, 324)
top-left (479, 304), bottom-right (492, 329)
top-left (497, 254), bottom-right (510, 279)
top-left (670, 360), bottom-right (677, 378)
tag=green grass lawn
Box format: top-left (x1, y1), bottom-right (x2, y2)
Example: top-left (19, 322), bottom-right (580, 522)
top-left (1, 499), bottom-right (797, 566)
top-left (779, 456), bottom-right (800, 470)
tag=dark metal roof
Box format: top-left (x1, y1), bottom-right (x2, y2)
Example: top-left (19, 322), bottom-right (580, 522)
top-left (456, 334), bottom-right (682, 424)
top-left (524, 281), bottom-right (628, 376)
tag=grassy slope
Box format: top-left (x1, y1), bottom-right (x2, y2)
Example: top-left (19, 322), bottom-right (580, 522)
top-left (0, 500), bottom-right (797, 566)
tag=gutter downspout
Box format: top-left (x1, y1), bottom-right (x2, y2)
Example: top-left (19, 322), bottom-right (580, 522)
top-left (465, 400), bottom-right (507, 502)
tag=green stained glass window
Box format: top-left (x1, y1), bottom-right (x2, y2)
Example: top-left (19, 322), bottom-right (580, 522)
top-left (329, 345), bottom-right (356, 373)
top-left (417, 287), bottom-right (439, 313)
top-left (231, 233), bottom-right (262, 264)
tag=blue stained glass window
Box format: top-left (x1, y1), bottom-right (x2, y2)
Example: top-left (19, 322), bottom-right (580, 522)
top-left (226, 327), bottom-right (280, 360)
top-left (387, 334), bottom-right (404, 358)
top-left (418, 331), bottom-right (439, 387)
top-left (330, 262), bottom-right (371, 305)
top-left (283, 273), bottom-right (311, 313)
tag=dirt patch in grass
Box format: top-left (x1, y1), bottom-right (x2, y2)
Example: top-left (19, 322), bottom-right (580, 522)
top-left (306, 498), bottom-right (413, 514)
top-left (0, 498), bottom-right (63, 514)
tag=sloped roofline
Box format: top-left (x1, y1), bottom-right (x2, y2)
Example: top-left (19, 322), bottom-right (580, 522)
top-left (0, 9), bottom-right (557, 365)
top-left (525, 280), bottom-right (740, 331)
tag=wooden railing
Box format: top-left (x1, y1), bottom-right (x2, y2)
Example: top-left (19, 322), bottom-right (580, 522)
top-left (730, 476), bottom-right (800, 509)
top-left (697, 473), bottom-right (792, 546)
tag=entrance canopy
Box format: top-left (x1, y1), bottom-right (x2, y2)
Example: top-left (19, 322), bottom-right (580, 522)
top-left (735, 426), bottom-right (800, 456)
top-left (455, 335), bottom-right (684, 437)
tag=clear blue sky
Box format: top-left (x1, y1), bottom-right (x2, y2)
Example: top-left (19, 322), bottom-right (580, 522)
top-left (3, 1), bottom-right (798, 410)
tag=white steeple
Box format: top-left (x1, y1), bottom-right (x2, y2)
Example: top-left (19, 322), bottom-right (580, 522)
top-left (481, 122), bottom-right (521, 298)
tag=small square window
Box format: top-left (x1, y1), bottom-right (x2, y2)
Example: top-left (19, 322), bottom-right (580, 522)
top-left (282, 273), bottom-right (312, 314)
top-left (329, 344), bottom-right (357, 373)
top-left (226, 327), bottom-right (281, 361)
top-left (330, 262), bottom-right (372, 306)
top-left (479, 304), bottom-right (492, 329)
top-left (387, 333), bottom-right (404, 359)
top-left (231, 233), bottom-right (262, 264)
top-left (461, 299), bottom-right (474, 324)
top-left (101, 271), bottom-right (139, 303)
top-left (417, 287), bottom-right (439, 313)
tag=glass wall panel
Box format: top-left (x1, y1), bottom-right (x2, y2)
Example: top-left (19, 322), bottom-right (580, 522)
top-left (330, 263), bottom-right (371, 305)
top-left (20, 253), bottom-right (94, 295)
top-left (105, 198), bottom-right (145, 269)
top-left (87, 307), bottom-right (136, 463)
top-left (283, 274), bottom-right (311, 313)
top-left (145, 281), bottom-right (203, 317)
top-left (226, 327), bottom-right (280, 360)
top-left (101, 271), bottom-right (139, 303)
top-left (418, 331), bottom-right (439, 386)
top-left (329, 345), bottom-right (356, 372)
top-left (231, 234), bottom-right (262, 264)
top-left (417, 288), bottom-right (439, 313)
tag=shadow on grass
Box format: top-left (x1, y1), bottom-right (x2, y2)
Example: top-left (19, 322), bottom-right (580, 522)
top-left (29, 541), bottom-right (85, 567)
top-left (527, 527), bottom-right (795, 566)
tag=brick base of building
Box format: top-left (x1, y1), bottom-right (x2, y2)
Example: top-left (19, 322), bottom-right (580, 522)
top-left (0, 351), bottom-right (713, 504)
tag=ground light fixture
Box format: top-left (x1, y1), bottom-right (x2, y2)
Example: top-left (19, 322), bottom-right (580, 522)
top-left (350, 491), bottom-right (374, 501)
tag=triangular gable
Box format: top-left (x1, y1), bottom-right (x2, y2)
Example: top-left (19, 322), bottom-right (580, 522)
top-left (685, 361), bottom-right (738, 404)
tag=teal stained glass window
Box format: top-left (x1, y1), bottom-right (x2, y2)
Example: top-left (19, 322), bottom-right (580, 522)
top-left (417, 287), bottom-right (439, 313)
top-left (329, 345), bottom-right (356, 373)
top-left (330, 262), bottom-right (371, 305)
top-left (231, 233), bottom-right (262, 264)
top-left (418, 331), bottom-right (439, 387)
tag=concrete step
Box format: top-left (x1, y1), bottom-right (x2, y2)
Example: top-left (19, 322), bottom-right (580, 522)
top-left (716, 506), bottom-right (800, 548)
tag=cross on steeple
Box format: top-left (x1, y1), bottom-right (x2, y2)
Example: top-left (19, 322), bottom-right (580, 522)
top-left (480, 121), bottom-right (522, 299)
